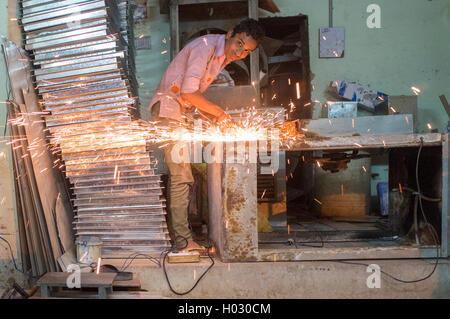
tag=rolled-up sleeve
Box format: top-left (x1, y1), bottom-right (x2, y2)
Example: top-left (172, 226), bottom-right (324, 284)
top-left (181, 42), bottom-right (213, 94)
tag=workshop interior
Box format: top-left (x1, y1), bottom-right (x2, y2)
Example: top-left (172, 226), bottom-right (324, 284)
top-left (0, 0), bottom-right (449, 299)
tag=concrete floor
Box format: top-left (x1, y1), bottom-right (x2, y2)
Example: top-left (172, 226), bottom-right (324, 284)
top-left (103, 256), bottom-right (450, 299)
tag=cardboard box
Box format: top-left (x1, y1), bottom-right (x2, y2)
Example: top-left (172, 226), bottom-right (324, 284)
top-left (332, 80), bottom-right (387, 111)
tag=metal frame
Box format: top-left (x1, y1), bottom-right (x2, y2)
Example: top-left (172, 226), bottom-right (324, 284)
top-left (442, 133), bottom-right (449, 257)
top-left (208, 133), bottom-right (449, 262)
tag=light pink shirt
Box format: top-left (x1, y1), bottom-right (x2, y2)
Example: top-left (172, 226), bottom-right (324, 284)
top-left (148, 34), bottom-right (228, 121)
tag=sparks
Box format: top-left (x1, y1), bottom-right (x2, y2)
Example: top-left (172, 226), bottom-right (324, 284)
top-left (411, 86), bottom-right (421, 95)
top-left (261, 189), bottom-right (267, 199)
top-left (96, 257), bottom-right (102, 274)
top-left (295, 82), bottom-right (301, 99)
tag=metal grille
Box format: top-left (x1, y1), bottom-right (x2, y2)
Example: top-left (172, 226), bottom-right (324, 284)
top-left (20, 0), bottom-right (171, 257)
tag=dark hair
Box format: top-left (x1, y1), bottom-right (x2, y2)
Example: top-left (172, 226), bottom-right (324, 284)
top-left (232, 18), bottom-right (265, 42)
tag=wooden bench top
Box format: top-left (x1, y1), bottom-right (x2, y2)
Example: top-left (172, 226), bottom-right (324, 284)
top-left (37, 272), bottom-right (117, 287)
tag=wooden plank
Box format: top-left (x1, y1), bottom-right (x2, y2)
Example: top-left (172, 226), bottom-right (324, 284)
top-left (321, 207), bottom-right (366, 217)
top-left (259, 0), bottom-right (280, 13)
top-left (248, 0), bottom-right (260, 102)
top-left (7, 0), bottom-right (22, 46)
top-left (169, 3), bottom-right (179, 61)
top-left (439, 95), bottom-right (450, 118)
top-left (37, 272), bottom-right (117, 287)
top-left (442, 134), bottom-right (449, 257)
top-left (112, 277), bottom-right (141, 289)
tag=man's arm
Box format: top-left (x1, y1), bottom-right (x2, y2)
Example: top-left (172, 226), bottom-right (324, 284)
top-left (181, 91), bottom-right (231, 122)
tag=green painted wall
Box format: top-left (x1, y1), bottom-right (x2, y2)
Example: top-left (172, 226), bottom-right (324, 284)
top-left (135, 0), bottom-right (450, 132)
top-left (134, 1), bottom-right (171, 120)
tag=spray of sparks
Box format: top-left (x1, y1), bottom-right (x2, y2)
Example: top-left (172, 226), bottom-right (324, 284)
top-left (3, 100), bottom-right (308, 179)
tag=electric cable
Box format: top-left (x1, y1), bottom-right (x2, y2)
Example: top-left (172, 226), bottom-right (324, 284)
top-left (119, 252), bottom-right (162, 272)
top-left (162, 235), bottom-right (215, 296)
top-left (0, 234), bottom-right (40, 279)
top-left (289, 225), bottom-right (324, 248)
top-left (332, 138), bottom-right (440, 284)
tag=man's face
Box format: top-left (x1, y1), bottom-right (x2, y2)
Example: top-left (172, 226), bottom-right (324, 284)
top-left (224, 30), bottom-right (258, 64)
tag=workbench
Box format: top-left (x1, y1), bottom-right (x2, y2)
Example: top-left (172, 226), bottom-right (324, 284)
top-left (207, 133), bottom-right (449, 262)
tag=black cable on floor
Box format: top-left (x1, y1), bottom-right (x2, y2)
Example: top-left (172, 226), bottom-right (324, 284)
top-left (162, 236), bottom-right (215, 296)
top-left (332, 138), bottom-right (440, 284)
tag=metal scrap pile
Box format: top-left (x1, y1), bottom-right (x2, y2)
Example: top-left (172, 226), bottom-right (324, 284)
top-left (20, 0), bottom-right (171, 257)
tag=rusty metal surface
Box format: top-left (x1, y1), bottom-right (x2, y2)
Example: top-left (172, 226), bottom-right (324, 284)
top-left (256, 245), bottom-right (438, 261)
top-left (221, 162), bottom-right (258, 262)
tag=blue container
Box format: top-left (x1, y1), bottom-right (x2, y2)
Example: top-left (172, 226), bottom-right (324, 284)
top-left (377, 182), bottom-right (389, 216)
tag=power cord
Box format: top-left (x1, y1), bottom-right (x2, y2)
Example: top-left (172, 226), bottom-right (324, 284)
top-left (118, 252), bottom-right (163, 272)
top-left (114, 236), bottom-right (215, 295)
top-left (289, 226), bottom-right (325, 248)
top-left (162, 236), bottom-right (215, 296)
top-left (333, 138), bottom-right (440, 284)
top-left (0, 234), bottom-right (40, 279)
top-left (285, 138), bottom-right (441, 284)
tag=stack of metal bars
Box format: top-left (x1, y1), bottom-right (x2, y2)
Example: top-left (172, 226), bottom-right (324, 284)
top-left (19, 0), bottom-right (171, 257)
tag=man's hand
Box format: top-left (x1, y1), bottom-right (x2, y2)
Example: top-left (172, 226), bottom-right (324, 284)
top-left (181, 91), bottom-right (234, 127)
top-left (217, 111), bottom-right (231, 123)
top-left (216, 111), bottom-right (233, 128)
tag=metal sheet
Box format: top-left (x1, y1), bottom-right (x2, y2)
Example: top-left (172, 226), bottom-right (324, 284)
top-left (22, 1), bottom-right (108, 25)
top-left (26, 30), bottom-right (111, 50)
top-left (34, 40), bottom-right (120, 61)
top-left (35, 63), bottom-right (121, 82)
top-left (41, 79), bottom-right (127, 99)
top-left (65, 164), bottom-right (152, 176)
top-left (20, 0), bottom-right (168, 256)
top-left (23, 0), bottom-right (98, 15)
top-left (23, 8), bottom-right (108, 32)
